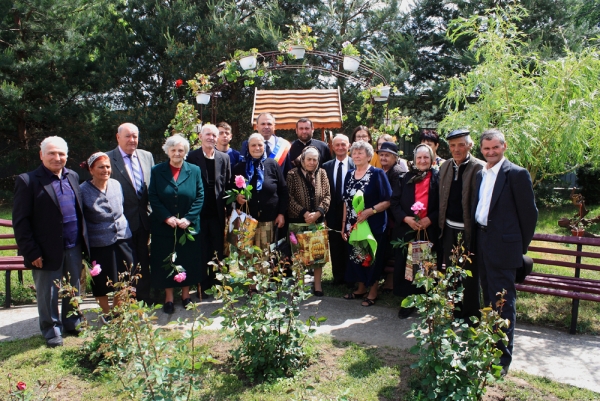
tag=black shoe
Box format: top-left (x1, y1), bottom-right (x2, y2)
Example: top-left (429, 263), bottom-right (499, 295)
top-left (46, 336), bottom-right (63, 348)
top-left (182, 298), bottom-right (192, 308)
top-left (313, 290), bottom-right (324, 297)
top-left (163, 301), bottom-right (175, 314)
top-left (398, 307), bottom-right (415, 319)
top-left (500, 366), bottom-right (509, 377)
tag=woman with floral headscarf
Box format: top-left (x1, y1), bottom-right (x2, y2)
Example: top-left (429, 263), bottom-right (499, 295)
top-left (286, 146), bottom-right (331, 296)
top-left (390, 143), bottom-right (441, 319)
top-left (232, 133), bottom-right (289, 250)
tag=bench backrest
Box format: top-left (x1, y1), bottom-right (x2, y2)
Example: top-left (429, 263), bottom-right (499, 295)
top-left (528, 233), bottom-right (600, 273)
top-left (0, 219), bottom-right (18, 252)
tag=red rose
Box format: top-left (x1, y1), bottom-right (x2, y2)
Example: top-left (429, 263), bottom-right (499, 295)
top-left (175, 79), bottom-right (183, 88)
top-left (16, 382), bottom-right (26, 391)
top-left (362, 254), bottom-right (372, 267)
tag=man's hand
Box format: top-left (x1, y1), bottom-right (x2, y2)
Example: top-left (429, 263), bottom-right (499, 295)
top-left (32, 257), bottom-right (43, 268)
top-left (275, 214), bottom-right (285, 228)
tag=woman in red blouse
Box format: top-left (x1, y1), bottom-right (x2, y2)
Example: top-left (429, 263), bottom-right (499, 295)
top-left (389, 144), bottom-right (440, 319)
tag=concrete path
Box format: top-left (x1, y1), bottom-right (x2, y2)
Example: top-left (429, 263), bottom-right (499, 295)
top-left (1, 295), bottom-right (599, 394)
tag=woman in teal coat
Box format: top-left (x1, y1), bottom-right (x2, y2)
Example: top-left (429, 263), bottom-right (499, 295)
top-left (149, 134), bottom-right (204, 314)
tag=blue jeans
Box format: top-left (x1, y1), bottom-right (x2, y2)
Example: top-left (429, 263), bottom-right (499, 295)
top-left (32, 245), bottom-right (82, 339)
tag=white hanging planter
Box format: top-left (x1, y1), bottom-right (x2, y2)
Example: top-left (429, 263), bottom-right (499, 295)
top-left (289, 45), bottom-right (306, 59)
top-left (343, 56), bottom-right (360, 72)
top-left (239, 55), bottom-right (257, 70)
top-left (373, 86), bottom-right (391, 102)
top-left (196, 93), bottom-right (211, 105)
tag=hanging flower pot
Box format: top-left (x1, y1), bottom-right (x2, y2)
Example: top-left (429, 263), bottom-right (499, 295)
top-left (343, 56), bottom-right (361, 72)
top-left (196, 93), bottom-right (211, 105)
top-left (239, 55), bottom-right (257, 70)
top-left (571, 228), bottom-right (585, 237)
top-left (373, 85), bottom-right (391, 102)
top-left (289, 45), bottom-right (306, 59)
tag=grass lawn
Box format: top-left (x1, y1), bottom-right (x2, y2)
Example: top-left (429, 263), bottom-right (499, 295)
top-left (0, 331), bottom-right (597, 401)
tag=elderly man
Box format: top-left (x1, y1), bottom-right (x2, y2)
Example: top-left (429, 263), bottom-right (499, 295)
top-left (187, 123), bottom-right (231, 298)
top-left (106, 123), bottom-right (154, 304)
top-left (288, 118), bottom-right (332, 167)
top-left (322, 134), bottom-right (355, 285)
top-left (13, 136), bottom-right (89, 347)
top-left (215, 122), bottom-right (240, 168)
top-left (474, 129), bottom-right (537, 375)
top-left (438, 128), bottom-right (485, 321)
top-left (239, 112), bottom-right (292, 175)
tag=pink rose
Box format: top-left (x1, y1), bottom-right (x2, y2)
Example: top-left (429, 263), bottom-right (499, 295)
top-left (174, 272), bottom-right (187, 283)
top-left (16, 382), bottom-right (26, 391)
top-left (411, 201), bottom-right (425, 213)
top-left (234, 175), bottom-right (247, 189)
top-left (289, 232), bottom-right (298, 245)
top-left (90, 261), bottom-right (102, 277)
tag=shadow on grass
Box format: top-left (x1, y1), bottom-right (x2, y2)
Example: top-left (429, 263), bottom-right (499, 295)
top-left (0, 335), bottom-right (46, 360)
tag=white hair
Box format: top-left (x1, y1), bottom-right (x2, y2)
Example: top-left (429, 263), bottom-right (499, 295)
top-left (349, 140), bottom-right (374, 159)
top-left (40, 136), bottom-right (68, 155)
top-left (248, 133), bottom-right (265, 143)
top-left (201, 123), bottom-right (218, 135)
top-left (303, 147), bottom-right (320, 159)
top-left (332, 134), bottom-right (350, 144)
top-left (162, 134), bottom-right (190, 156)
top-left (118, 122), bottom-right (139, 135)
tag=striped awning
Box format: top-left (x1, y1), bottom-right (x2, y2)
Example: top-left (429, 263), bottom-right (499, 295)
top-left (251, 88), bottom-right (343, 131)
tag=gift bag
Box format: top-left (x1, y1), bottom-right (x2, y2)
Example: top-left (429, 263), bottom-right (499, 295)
top-left (226, 209), bottom-right (258, 250)
top-left (405, 230), bottom-right (435, 282)
top-left (289, 223), bottom-right (330, 267)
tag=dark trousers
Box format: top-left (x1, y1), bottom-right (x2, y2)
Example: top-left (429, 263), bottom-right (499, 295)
top-left (328, 230), bottom-right (349, 284)
top-left (200, 214), bottom-right (224, 289)
top-left (478, 229), bottom-right (517, 368)
top-left (442, 225), bottom-right (481, 321)
top-left (130, 227), bottom-right (151, 301)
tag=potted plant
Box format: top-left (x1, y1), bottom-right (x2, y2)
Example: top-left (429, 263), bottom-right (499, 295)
top-left (341, 41), bottom-right (361, 72)
top-left (278, 24), bottom-right (317, 60)
top-left (234, 48), bottom-right (259, 70)
top-left (372, 83), bottom-right (392, 101)
top-left (558, 190), bottom-right (600, 236)
top-left (187, 73), bottom-right (213, 104)
top-left (380, 107), bottom-right (418, 138)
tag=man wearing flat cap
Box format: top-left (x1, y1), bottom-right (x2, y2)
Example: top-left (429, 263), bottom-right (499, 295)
top-left (438, 128), bottom-right (485, 321)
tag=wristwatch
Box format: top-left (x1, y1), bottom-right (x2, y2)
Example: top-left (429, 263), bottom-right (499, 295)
top-left (372, 207), bottom-right (377, 214)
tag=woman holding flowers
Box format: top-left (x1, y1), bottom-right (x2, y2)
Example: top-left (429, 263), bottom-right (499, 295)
top-left (149, 134), bottom-right (204, 314)
top-left (80, 152), bottom-right (134, 315)
top-left (390, 144), bottom-right (440, 319)
top-left (342, 141), bottom-right (392, 307)
top-left (231, 133), bottom-right (288, 250)
top-left (286, 146), bottom-right (331, 296)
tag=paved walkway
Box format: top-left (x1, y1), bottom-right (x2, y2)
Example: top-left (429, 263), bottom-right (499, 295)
top-left (1, 296), bottom-right (599, 394)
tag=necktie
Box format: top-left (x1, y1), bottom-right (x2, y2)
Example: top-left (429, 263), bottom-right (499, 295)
top-left (336, 161), bottom-right (343, 201)
top-left (128, 154), bottom-right (143, 198)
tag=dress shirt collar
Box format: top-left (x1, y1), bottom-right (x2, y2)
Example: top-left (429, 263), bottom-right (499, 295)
top-left (42, 165), bottom-right (68, 179)
top-left (482, 157), bottom-right (506, 175)
top-left (203, 147), bottom-right (215, 160)
top-left (118, 146), bottom-right (137, 159)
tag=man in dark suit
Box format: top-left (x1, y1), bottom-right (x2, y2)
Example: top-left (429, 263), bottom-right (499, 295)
top-left (187, 123), bottom-right (231, 298)
top-left (473, 128), bottom-right (538, 376)
top-left (105, 123), bottom-right (155, 304)
top-left (322, 134), bottom-right (355, 285)
top-left (287, 118), bottom-right (332, 168)
top-left (13, 136), bottom-right (89, 347)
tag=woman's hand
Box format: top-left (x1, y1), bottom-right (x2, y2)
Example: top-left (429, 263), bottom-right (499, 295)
top-left (176, 218), bottom-right (191, 229)
top-left (341, 230), bottom-right (348, 242)
top-left (304, 211), bottom-right (321, 224)
top-left (275, 214), bottom-right (285, 228)
top-left (356, 208), bottom-right (374, 224)
top-left (165, 216), bottom-right (178, 228)
top-left (404, 216), bottom-right (421, 231)
top-left (236, 193), bottom-right (246, 205)
top-left (419, 217), bottom-right (432, 230)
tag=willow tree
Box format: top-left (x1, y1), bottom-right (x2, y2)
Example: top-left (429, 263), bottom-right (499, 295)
top-left (438, 5), bottom-right (600, 187)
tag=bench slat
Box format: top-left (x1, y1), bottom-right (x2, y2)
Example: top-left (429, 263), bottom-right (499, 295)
top-left (0, 234), bottom-right (15, 239)
top-left (526, 272), bottom-right (599, 284)
top-left (516, 284), bottom-right (600, 302)
top-left (528, 245), bottom-right (600, 259)
top-left (521, 279), bottom-right (600, 295)
top-left (532, 233), bottom-right (600, 247)
top-left (532, 258), bottom-right (600, 272)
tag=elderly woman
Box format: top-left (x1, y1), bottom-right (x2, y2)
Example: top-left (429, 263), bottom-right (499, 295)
top-left (342, 141), bottom-right (392, 306)
top-left (420, 130), bottom-right (445, 167)
top-left (286, 146), bottom-right (331, 296)
top-left (232, 133), bottom-right (288, 250)
top-left (80, 152), bottom-right (134, 315)
top-left (390, 144), bottom-right (440, 319)
top-left (351, 126), bottom-right (381, 168)
top-left (149, 134), bottom-right (204, 314)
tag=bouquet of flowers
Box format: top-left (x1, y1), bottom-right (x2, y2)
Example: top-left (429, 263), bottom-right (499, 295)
top-left (348, 190), bottom-right (377, 267)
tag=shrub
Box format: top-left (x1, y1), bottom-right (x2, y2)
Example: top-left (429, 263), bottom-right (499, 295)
top-left (577, 164), bottom-right (600, 205)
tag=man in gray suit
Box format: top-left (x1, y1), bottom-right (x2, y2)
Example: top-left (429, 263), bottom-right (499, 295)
top-left (187, 123), bottom-right (231, 299)
top-left (323, 134), bottom-right (355, 285)
top-left (473, 128), bottom-right (537, 376)
top-left (106, 123), bottom-right (155, 304)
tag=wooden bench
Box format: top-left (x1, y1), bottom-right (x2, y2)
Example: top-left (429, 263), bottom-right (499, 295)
top-left (516, 233), bottom-right (600, 334)
top-left (0, 219), bottom-right (29, 308)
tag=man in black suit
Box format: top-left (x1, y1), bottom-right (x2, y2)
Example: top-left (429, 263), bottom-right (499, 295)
top-left (187, 123), bottom-right (231, 298)
top-left (322, 134), bottom-right (355, 285)
top-left (287, 118), bottom-right (332, 168)
top-left (473, 128), bottom-right (538, 376)
top-left (105, 123), bottom-right (155, 304)
top-left (13, 136), bottom-right (89, 347)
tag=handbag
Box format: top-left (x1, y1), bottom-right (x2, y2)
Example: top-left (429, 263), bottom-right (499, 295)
top-left (225, 209), bottom-right (258, 250)
top-left (405, 229), bottom-right (436, 281)
top-left (289, 223), bottom-right (330, 267)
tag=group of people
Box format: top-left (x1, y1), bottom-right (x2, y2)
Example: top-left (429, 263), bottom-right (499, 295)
top-left (13, 114), bottom-right (537, 376)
